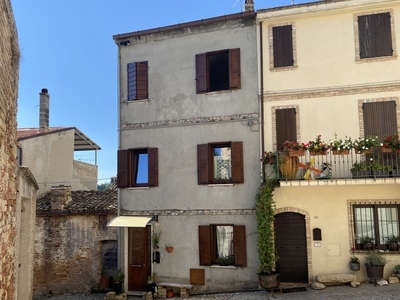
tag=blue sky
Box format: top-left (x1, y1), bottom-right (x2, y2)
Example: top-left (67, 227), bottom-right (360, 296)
top-left (12, 0), bottom-right (309, 184)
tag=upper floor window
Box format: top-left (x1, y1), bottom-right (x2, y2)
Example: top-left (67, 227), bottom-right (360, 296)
top-left (197, 141), bottom-right (244, 184)
top-left (272, 25), bottom-right (294, 68)
top-left (276, 108), bottom-right (297, 150)
top-left (117, 148), bottom-right (158, 188)
top-left (16, 146), bottom-right (22, 165)
top-left (358, 12), bottom-right (393, 59)
top-left (127, 61), bottom-right (148, 100)
top-left (195, 48), bottom-right (241, 94)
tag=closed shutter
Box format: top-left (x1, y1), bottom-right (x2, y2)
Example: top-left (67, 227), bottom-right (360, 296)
top-left (229, 48), bottom-right (241, 89)
top-left (234, 225), bottom-right (247, 267)
top-left (117, 150), bottom-right (130, 188)
top-left (197, 144), bottom-right (209, 184)
top-left (273, 25), bottom-right (293, 68)
top-left (198, 226), bottom-right (211, 266)
top-left (276, 108), bottom-right (297, 150)
top-left (363, 101), bottom-right (397, 140)
top-left (136, 61), bottom-right (148, 100)
top-left (127, 63), bottom-right (137, 100)
top-left (376, 13), bottom-right (392, 57)
top-left (231, 141), bottom-right (244, 183)
top-left (148, 148), bottom-right (158, 187)
top-left (196, 53), bottom-right (207, 94)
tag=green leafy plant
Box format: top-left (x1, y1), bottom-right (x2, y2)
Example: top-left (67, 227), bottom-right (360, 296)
top-left (359, 235), bottom-right (375, 243)
top-left (261, 151), bottom-right (277, 166)
top-left (364, 251), bottom-right (387, 266)
top-left (353, 135), bottom-right (379, 153)
top-left (152, 231), bottom-right (161, 245)
top-left (307, 135), bottom-right (330, 153)
top-left (112, 269), bottom-right (125, 283)
top-left (216, 255), bottom-right (234, 266)
top-left (351, 161), bottom-right (368, 172)
top-left (147, 272), bottom-right (159, 284)
top-left (282, 140), bottom-right (308, 151)
top-left (256, 178), bottom-right (279, 274)
top-left (386, 235), bottom-right (400, 244)
top-left (329, 133), bottom-right (353, 151)
top-left (393, 265), bottom-right (400, 274)
top-left (350, 256), bottom-right (360, 263)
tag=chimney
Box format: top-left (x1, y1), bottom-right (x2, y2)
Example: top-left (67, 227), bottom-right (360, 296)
top-left (50, 185), bottom-right (72, 211)
top-left (245, 0), bottom-right (254, 12)
top-left (39, 88), bottom-right (49, 132)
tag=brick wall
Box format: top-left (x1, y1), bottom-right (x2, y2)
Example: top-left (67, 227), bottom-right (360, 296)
top-left (0, 0), bottom-right (20, 299)
top-left (33, 214), bottom-right (117, 297)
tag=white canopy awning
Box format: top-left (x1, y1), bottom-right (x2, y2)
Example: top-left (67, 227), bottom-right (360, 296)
top-left (107, 216), bottom-right (152, 228)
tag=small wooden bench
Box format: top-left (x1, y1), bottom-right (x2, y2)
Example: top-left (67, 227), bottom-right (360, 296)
top-left (156, 282), bottom-right (193, 298)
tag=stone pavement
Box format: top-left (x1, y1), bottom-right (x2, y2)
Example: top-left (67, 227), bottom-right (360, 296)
top-left (34, 283), bottom-right (400, 300)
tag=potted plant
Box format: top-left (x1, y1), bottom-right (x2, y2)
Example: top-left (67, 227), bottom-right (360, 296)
top-left (359, 235), bottom-right (375, 250)
top-left (364, 251), bottom-right (387, 281)
top-left (381, 133), bottom-right (400, 153)
top-left (165, 244), bottom-right (174, 253)
top-left (350, 161), bottom-right (370, 178)
top-left (353, 135), bottom-right (379, 154)
top-left (307, 135), bottom-right (330, 155)
top-left (146, 272), bottom-right (158, 294)
top-left (393, 265), bottom-right (400, 278)
top-left (152, 231), bottom-right (162, 249)
top-left (329, 133), bottom-right (353, 155)
top-left (216, 255), bottom-right (234, 266)
top-left (386, 235), bottom-right (399, 251)
top-left (111, 268), bottom-right (125, 295)
top-left (255, 178), bottom-right (280, 290)
top-left (282, 140), bottom-right (308, 157)
top-left (350, 256), bottom-right (361, 271)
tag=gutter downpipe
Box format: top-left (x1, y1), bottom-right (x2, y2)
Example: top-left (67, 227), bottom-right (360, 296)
top-left (259, 21), bottom-right (265, 181)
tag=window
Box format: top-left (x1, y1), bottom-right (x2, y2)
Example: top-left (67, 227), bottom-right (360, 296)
top-left (198, 224), bottom-right (247, 267)
top-left (272, 25), bottom-right (294, 68)
top-left (197, 142), bottom-right (244, 184)
top-left (358, 12), bottom-right (393, 59)
top-left (117, 148), bottom-right (158, 188)
top-left (354, 205), bottom-right (399, 249)
top-left (16, 146), bottom-right (22, 165)
top-left (276, 108), bottom-right (297, 150)
top-left (127, 61), bottom-right (148, 100)
top-left (363, 101), bottom-right (397, 141)
top-left (195, 48), bottom-right (240, 94)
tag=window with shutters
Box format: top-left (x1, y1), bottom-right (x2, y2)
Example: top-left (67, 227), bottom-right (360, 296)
top-left (276, 108), bottom-right (297, 150)
top-left (127, 61), bottom-right (148, 100)
top-left (269, 23), bottom-right (297, 70)
top-left (197, 142), bottom-right (244, 185)
top-left (195, 49), bottom-right (241, 94)
top-left (117, 148), bottom-right (158, 188)
top-left (198, 224), bottom-right (247, 267)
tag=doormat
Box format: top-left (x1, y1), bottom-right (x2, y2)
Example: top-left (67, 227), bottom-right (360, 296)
top-left (281, 287), bottom-right (307, 293)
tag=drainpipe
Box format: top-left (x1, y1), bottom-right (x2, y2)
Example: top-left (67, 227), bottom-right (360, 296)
top-left (259, 21), bottom-right (265, 180)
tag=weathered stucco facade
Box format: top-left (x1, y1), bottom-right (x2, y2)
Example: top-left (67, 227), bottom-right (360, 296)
top-left (0, 0), bottom-right (20, 299)
top-left (114, 11), bottom-right (260, 294)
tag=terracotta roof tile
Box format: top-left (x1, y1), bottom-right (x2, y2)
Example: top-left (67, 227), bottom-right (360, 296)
top-left (17, 127), bottom-right (72, 141)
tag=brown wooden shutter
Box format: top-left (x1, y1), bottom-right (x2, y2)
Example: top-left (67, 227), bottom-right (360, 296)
top-left (363, 101), bottom-right (397, 140)
top-left (273, 25), bottom-right (293, 68)
top-left (231, 141), bottom-right (244, 183)
top-left (136, 61), bottom-right (148, 100)
top-left (276, 108), bottom-right (297, 150)
top-left (198, 225), bottom-right (211, 266)
top-left (376, 12), bottom-right (392, 57)
top-left (197, 144), bottom-right (209, 184)
top-left (127, 63), bottom-right (137, 100)
top-left (148, 148), bottom-right (158, 187)
top-left (234, 225), bottom-right (247, 267)
top-left (196, 53), bottom-right (207, 94)
top-left (229, 48), bottom-right (241, 89)
top-left (117, 150), bottom-right (130, 188)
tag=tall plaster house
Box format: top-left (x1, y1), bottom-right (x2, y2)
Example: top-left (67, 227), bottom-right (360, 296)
top-left (112, 7), bottom-right (260, 295)
top-left (258, 0), bottom-right (400, 283)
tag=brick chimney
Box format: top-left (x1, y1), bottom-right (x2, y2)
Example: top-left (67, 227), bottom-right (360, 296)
top-left (245, 0), bottom-right (254, 11)
top-left (50, 185), bottom-right (72, 211)
top-left (39, 88), bottom-right (49, 132)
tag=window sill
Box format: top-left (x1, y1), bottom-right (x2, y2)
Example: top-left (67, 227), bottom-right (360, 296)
top-left (355, 55), bottom-right (397, 64)
top-left (127, 98), bottom-right (149, 103)
top-left (270, 65), bottom-right (298, 72)
top-left (207, 184), bottom-right (234, 187)
top-left (210, 265), bottom-right (236, 269)
top-left (126, 187), bottom-right (150, 190)
top-left (204, 90), bottom-right (232, 95)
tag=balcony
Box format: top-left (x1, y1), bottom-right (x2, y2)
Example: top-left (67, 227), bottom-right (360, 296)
top-left (264, 149), bottom-right (400, 186)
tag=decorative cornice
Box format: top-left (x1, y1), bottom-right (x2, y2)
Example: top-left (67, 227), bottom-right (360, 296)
top-left (120, 209), bottom-right (256, 216)
top-left (121, 113), bottom-right (259, 130)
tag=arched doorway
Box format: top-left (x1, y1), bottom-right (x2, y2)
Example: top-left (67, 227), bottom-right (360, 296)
top-left (274, 212), bottom-right (308, 282)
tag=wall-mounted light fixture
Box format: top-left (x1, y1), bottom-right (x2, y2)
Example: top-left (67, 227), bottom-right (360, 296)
top-left (119, 40), bottom-right (130, 46)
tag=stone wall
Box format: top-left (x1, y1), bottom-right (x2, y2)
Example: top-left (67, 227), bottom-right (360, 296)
top-left (33, 214), bottom-right (117, 297)
top-left (0, 0), bottom-right (20, 299)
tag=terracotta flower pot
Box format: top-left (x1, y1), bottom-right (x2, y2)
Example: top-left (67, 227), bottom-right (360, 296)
top-left (166, 246), bottom-right (174, 253)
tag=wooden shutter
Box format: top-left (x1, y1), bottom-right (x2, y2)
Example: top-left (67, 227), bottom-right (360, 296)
top-left (136, 61), bottom-right (148, 100)
top-left (375, 13), bottom-right (392, 57)
top-left (231, 141), bottom-right (244, 183)
top-left (276, 108), bottom-right (297, 150)
top-left (273, 25), bottom-right (293, 68)
top-left (197, 144), bottom-right (209, 184)
top-left (198, 225), bottom-right (211, 266)
top-left (229, 48), bottom-right (241, 89)
top-left (148, 148), bottom-right (158, 187)
top-left (117, 150), bottom-right (130, 188)
top-left (363, 101), bottom-right (397, 140)
top-left (196, 53), bottom-right (207, 94)
top-left (234, 225), bottom-right (247, 267)
top-left (127, 63), bottom-right (137, 100)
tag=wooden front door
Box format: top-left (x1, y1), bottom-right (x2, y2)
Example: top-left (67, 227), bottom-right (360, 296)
top-left (274, 212), bottom-right (308, 282)
top-left (128, 226), bottom-right (151, 291)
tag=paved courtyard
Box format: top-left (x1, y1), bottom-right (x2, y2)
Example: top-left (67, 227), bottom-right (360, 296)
top-left (34, 282), bottom-right (400, 300)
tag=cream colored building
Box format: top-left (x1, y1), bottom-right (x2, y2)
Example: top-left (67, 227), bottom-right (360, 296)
top-left (258, 0), bottom-right (400, 283)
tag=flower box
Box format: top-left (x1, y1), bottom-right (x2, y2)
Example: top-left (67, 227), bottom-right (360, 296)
top-left (381, 146), bottom-right (393, 153)
top-left (288, 149), bottom-right (305, 157)
top-left (310, 150), bottom-right (328, 156)
top-left (332, 149), bottom-right (350, 155)
top-left (354, 147), bottom-right (373, 154)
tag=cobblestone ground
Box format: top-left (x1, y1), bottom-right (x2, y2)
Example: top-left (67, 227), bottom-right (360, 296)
top-left (35, 283), bottom-right (400, 300)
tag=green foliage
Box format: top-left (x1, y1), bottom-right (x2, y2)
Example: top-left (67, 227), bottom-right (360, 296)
top-left (216, 255), bottom-right (234, 266)
top-left (364, 251), bottom-right (387, 266)
top-left (112, 269), bottom-right (125, 283)
top-left (393, 265), bottom-right (400, 274)
top-left (386, 235), bottom-right (400, 243)
top-left (256, 178), bottom-right (279, 274)
top-left (147, 272), bottom-right (158, 284)
top-left (350, 256), bottom-right (360, 263)
top-left (97, 182), bottom-right (111, 191)
top-left (359, 235), bottom-right (374, 243)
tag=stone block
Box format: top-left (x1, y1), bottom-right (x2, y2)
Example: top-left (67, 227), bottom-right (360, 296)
top-left (389, 276), bottom-right (400, 284)
top-left (350, 281), bottom-right (361, 287)
top-left (311, 282), bottom-right (326, 290)
top-left (316, 274), bottom-right (357, 285)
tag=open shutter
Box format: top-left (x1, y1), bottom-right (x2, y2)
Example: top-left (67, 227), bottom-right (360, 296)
top-left (117, 150), bottom-right (130, 188)
top-left (363, 101), bottom-right (397, 140)
top-left (376, 12), bottom-right (392, 57)
top-left (231, 142), bottom-right (244, 183)
top-left (136, 61), bottom-right (148, 100)
top-left (196, 53), bottom-right (207, 94)
top-left (276, 108), bottom-right (297, 150)
top-left (197, 144), bottom-right (209, 184)
top-left (273, 25), bottom-right (293, 67)
top-left (198, 225), bottom-right (211, 266)
top-left (127, 63), bottom-right (137, 100)
top-left (234, 225), bottom-right (247, 267)
top-left (229, 48), bottom-right (241, 89)
top-left (148, 148), bottom-right (158, 187)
